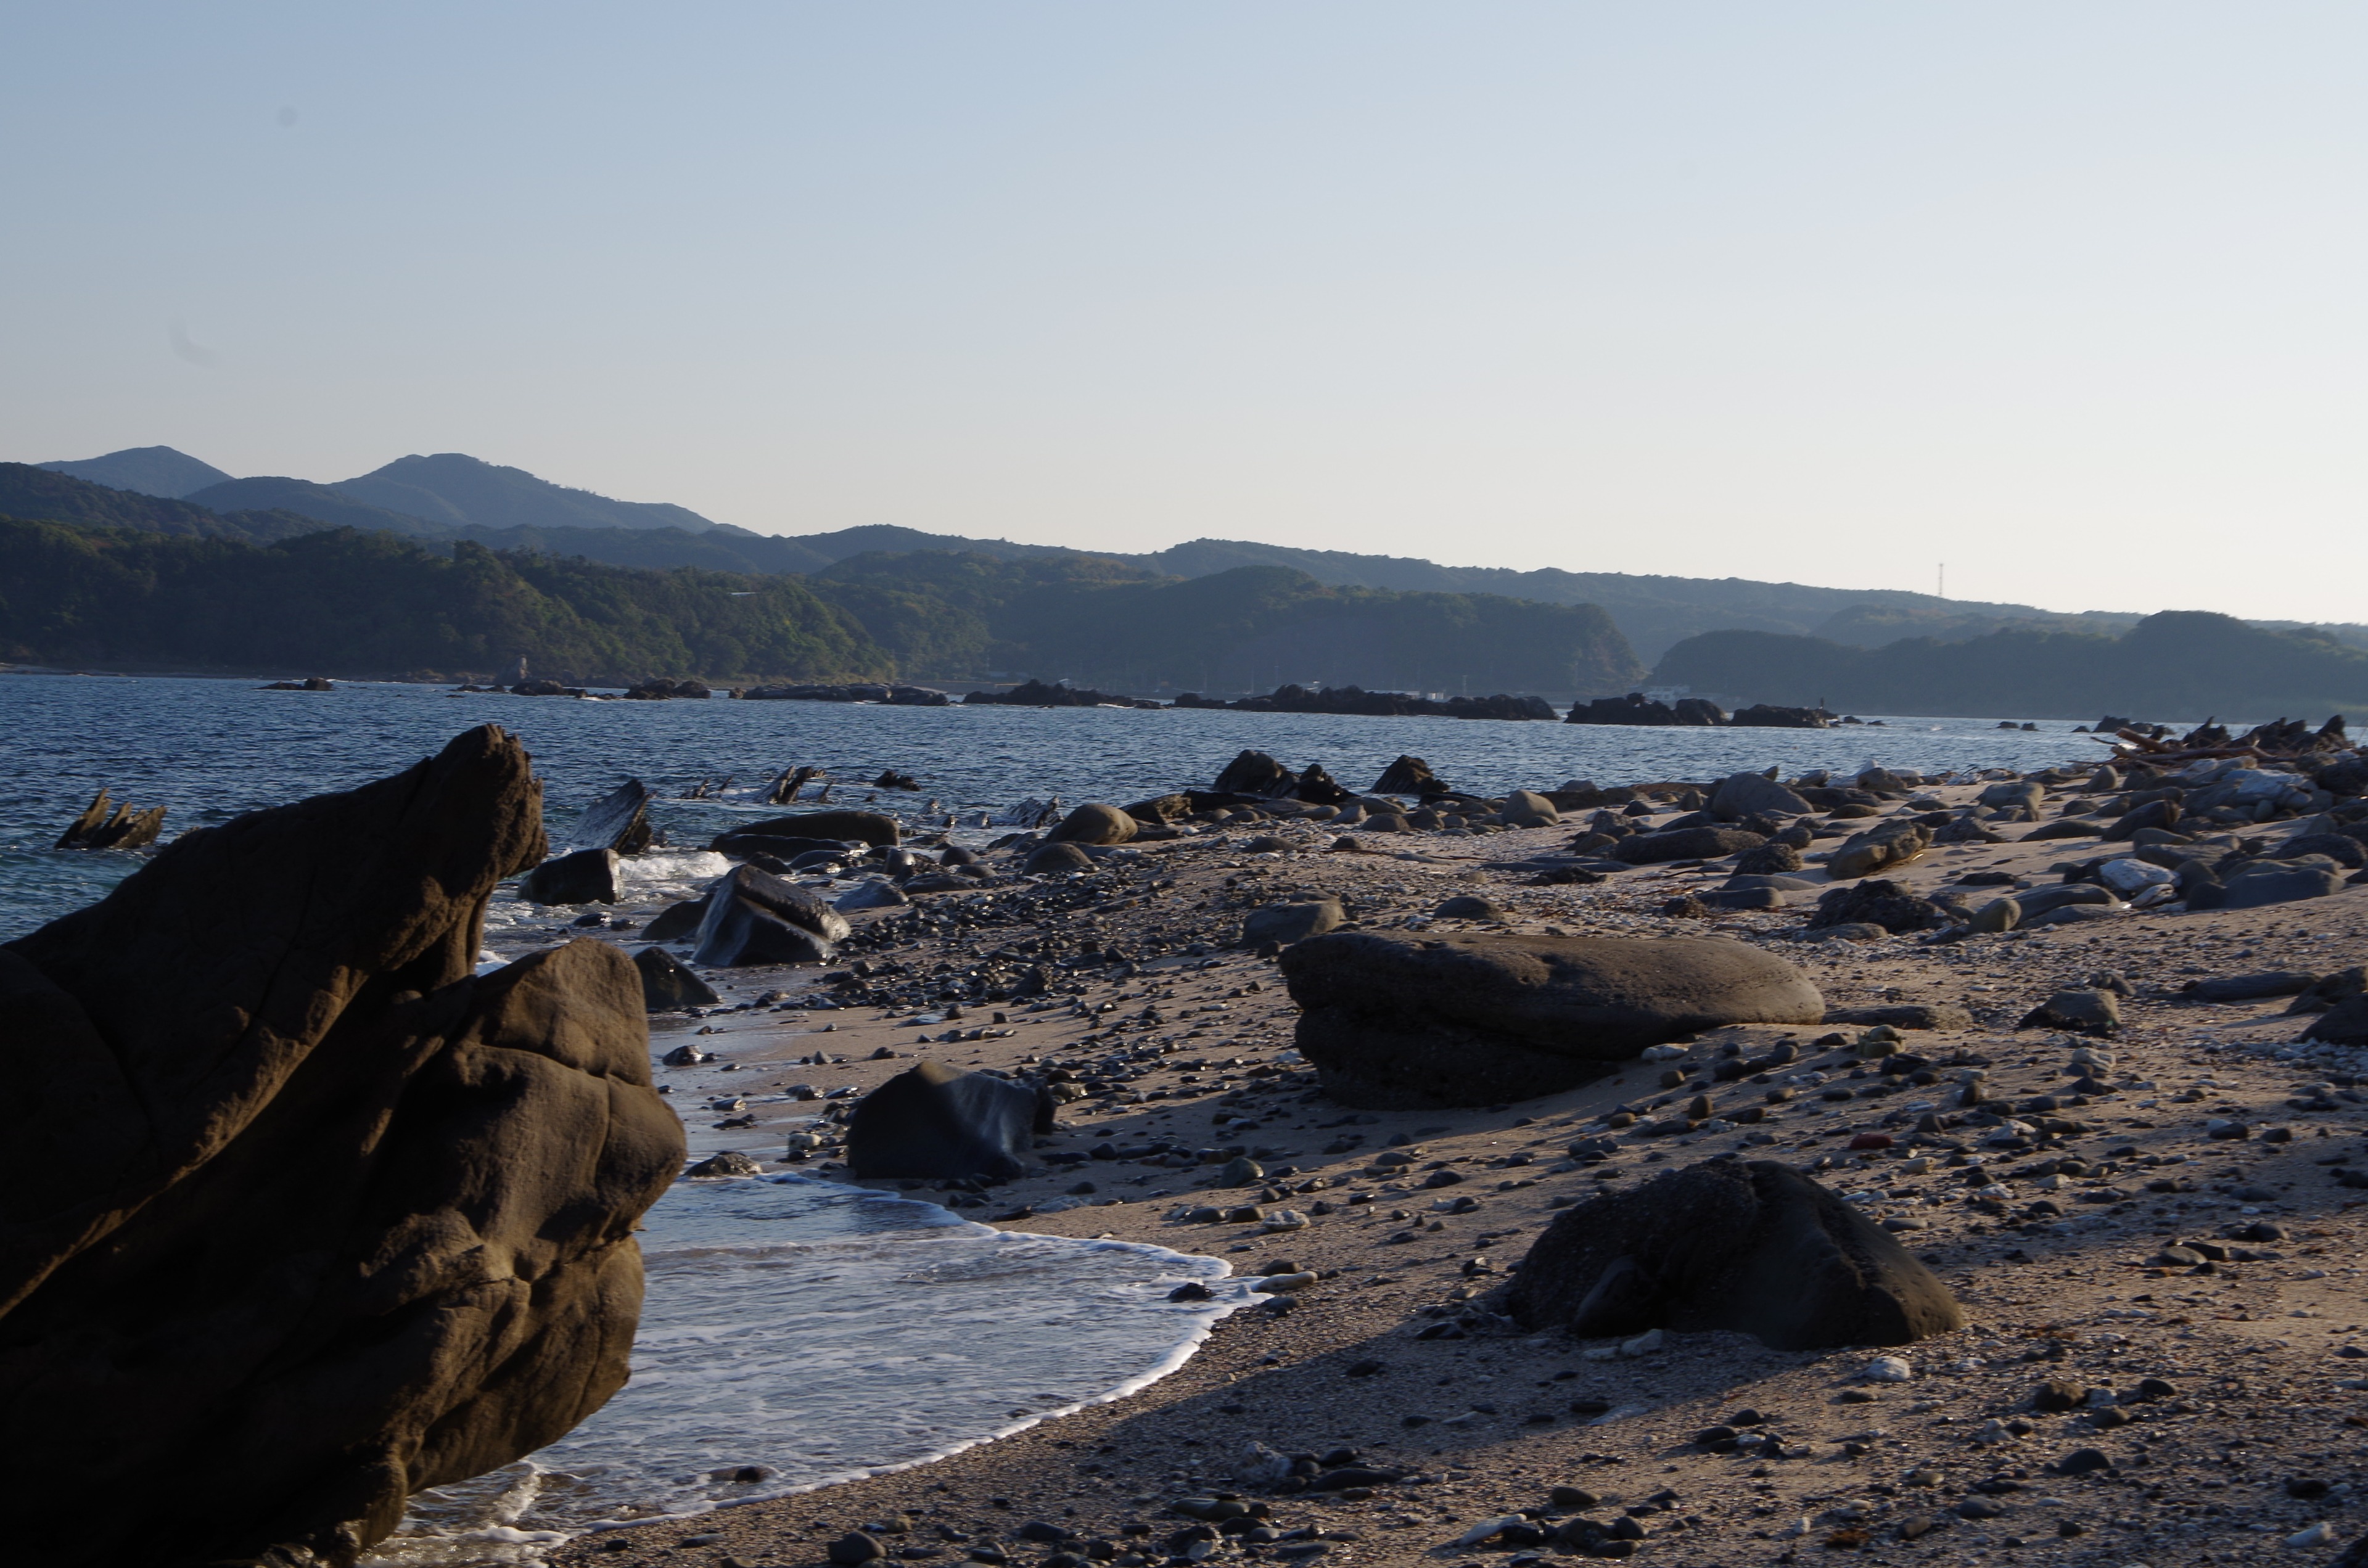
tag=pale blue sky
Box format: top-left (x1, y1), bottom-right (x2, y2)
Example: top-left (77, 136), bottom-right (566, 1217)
top-left (4, 4), bottom-right (2364, 618)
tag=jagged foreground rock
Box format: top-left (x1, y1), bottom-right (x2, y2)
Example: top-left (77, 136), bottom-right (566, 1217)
top-left (0, 726), bottom-right (683, 1568)
top-left (1507, 1159), bottom-right (1964, 1350)
top-left (1278, 931), bottom-right (1826, 1107)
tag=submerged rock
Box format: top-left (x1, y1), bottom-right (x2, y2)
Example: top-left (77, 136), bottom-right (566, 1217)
top-left (0, 725), bottom-right (681, 1567)
top-left (1507, 1159), bottom-right (1963, 1350)
top-left (1278, 931), bottom-right (1825, 1107)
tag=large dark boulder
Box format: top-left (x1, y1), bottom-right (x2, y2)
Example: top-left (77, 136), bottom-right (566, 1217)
top-left (0, 726), bottom-right (681, 1568)
top-left (845, 1061), bottom-right (1054, 1180)
top-left (1506, 1159), bottom-right (1963, 1350)
top-left (734, 810), bottom-right (899, 847)
top-left (518, 845), bottom-right (620, 904)
top-left (1277, 931), bottom-right (1825, 1107)
top-left (1214, 750), bottom-right (1294, 797)
top-left (689, 864), bottom-right (849, 967)
top-left (634, 945), bottom-right (720, 1009)
top-left (1612, 826), bottom-right (1767, 864)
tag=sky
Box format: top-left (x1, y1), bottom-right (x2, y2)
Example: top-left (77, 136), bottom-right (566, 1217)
top-left (4, 3), bottom-right (2365, 621)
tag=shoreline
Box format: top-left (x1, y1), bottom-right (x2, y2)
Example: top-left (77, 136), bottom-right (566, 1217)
top-left (471, 751), bottom-right (2368, 1567)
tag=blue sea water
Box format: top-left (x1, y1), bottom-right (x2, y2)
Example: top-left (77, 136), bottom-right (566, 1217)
top-left (0, 671), bottom-right (2098, 940)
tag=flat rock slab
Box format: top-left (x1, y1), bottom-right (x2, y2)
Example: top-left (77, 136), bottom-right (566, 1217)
top-left (1278, 931), bottom-right (1825, 1108)
top-left (1506, 1159), bottom-right (1964, 1351)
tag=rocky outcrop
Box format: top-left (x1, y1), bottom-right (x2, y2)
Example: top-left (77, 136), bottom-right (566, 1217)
top-left (1277, 932), bottom-right (1825, 1107)
top-left (54, 787), bottom-right (167, 850)
top-left (1371, 755), bottom-right (1444, 795)
top-left (741, 682), bottom-right (948, 704)
top-left (1728, 704), bottom-right (1831, 729)
top-left (690, 864), bottom-right (849, 966)
top-left (1505, 1159), bottom-right (1963, 1350)
top-left (1566, 692), bottom-right (1684, 725)
top-left (0, 725), bottom-right (681, 1568)
top-left (845, 1061), bottom-right (1054, 1179)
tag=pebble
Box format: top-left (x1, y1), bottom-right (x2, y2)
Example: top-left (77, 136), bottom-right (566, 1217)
top-left (1861, 1356), bottom-right (1914, 1383)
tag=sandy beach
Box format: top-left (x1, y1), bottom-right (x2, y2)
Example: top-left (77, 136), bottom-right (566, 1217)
top-left (509, 761), bottom-right (2368, 1568)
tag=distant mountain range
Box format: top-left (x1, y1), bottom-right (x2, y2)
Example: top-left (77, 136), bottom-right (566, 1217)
top-left (24, 445), bottom-right (2107, 659)
top-left (18, 445), bottom-right (2368, 692)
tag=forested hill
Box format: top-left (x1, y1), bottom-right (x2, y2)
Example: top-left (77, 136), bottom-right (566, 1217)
top-left (808, 552), bottom-right (1648, 697)
top-left (0, 520), bottom-right (886, 686)
top-left (1653, 612), bottom-right (2368, 721)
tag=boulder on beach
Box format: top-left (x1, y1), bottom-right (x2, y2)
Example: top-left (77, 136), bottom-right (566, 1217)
top-left (1612, 826), bottom-right (1767, 864)
top-left (0, 725), bottom-right (681, 1568)
top-left (1240, 895), bottom-right (1345, 948)
top-left (1827, 818), bottom-right (1931, 879)
top-left (1499, 790), bottom-right (1561, 827)
top-left (1435, 895), bottom-right (1514, 922)
top-left (1043, 803), bottom-right (1138, 845)
top-left (1809, 879), bottom-right (1952, 934)
top-left (734, 810), bottom-right (900, 847)
top-left (845, 1060), bottom-right (1054, 1180)
top-left (635, 944), bottom-right (720, 1009)
top-left (1277, 931), bottom-right (1825, 1107)
top-left (1708, 771), bottom-right (1811, 821)
top-left (519, 845), bottom-right (620, 905)
top-left (1022, 841), bottom-right (1096, 876)
top-left (690, 863), bottom-right (849, 967)
top-left (2189, 856), bottom-right (2346, 911)
top-left (1505, 1159), bottom-right (1963, 1350)
top-left (834, 877), bottom-right (911, 911)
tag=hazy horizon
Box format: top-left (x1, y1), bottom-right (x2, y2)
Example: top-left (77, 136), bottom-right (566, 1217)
top-left (7, 4), bottom-right (2364, 622)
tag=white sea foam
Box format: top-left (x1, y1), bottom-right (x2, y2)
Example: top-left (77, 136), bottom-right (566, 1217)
top-left (363, 1176), bottom-right (1238, 1567)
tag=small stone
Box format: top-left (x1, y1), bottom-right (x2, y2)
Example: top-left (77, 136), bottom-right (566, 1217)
top-left (1955, 1496), bottom-right (2004, 1519)
top-left (1862, 1355), bottom-right (1914, 1383)
top-left (2050, 1448), bottom-right (2112, 1476)
top-left (1621, 1328), bottom-right (1666, 1357)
